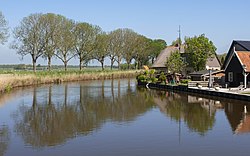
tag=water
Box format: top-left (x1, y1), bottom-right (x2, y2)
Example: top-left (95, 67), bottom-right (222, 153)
top-left (0, 79), bottom-right (250, 156)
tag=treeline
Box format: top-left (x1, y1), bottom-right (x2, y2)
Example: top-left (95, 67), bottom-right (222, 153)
top-left (9, 13), bottom-right (166, 72)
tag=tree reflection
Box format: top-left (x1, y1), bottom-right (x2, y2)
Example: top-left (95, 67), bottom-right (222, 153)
top-left (14, 80), bottom-right (154, 147)
top-left (152, 90), bottom-right (216, 135)
top-left (0, 125), bottom-right (10, 156)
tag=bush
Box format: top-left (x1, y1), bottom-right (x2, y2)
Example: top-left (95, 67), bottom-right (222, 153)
top-left (137, 74), bottom-right (147, 82)
top-left (151, 77), bottom-right (158, 83)
top-left (158, 72), bottom-right (166, 83)
top-left (180, 79), bottom-right (191, 84)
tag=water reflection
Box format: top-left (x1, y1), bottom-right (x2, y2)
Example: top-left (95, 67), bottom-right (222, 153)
top-left (147, 89), bottom-right (250, 135)
top-left (13, 79), bottom-right (155, 147)
top-left (225, 103), bottom-right (250, 134)
top-left (149, 90), bottom-right (216, 135)
top-left (0, 125), bottom-right (10, 156)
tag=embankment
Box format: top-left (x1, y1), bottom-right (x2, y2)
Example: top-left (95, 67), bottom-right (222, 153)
top-left (0, 70), bottom-right (138, 93)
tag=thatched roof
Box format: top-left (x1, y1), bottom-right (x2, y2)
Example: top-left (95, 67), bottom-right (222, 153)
top-left (151, 46), bottom-right (184, 68)
top-left (152, 45), bottom-right (221, 70)
top-left (206, 56), bottom-right (221, 69)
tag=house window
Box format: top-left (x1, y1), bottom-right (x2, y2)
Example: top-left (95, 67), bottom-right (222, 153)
top-left (228, 72), bottom-right (233, 82)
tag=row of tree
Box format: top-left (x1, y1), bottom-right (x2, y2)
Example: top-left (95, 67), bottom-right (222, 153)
top-left (0, 11), bottom-right (166, 72)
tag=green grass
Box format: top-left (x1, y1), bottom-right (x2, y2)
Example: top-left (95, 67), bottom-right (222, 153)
top-left (241, 92), bottom-right (250, 95)
top-left (0, 67), bottom-right (121, 76)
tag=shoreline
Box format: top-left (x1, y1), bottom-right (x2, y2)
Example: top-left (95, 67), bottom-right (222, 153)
top-left (0, 70), bottom-right (138, 93)
top-left (137, 81), bottom-right (250, 102)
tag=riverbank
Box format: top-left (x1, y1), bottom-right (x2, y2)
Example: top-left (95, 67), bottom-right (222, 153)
top-left (0, 70), bottom-right (138, 93)
top-left (138, 81), bottom-right (250, 101)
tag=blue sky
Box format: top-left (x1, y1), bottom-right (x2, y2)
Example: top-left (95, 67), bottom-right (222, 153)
top-left (1, 0), bottom-right (250, 65)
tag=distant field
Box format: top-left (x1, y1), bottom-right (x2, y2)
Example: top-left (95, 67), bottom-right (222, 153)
top-left (0, 65), bottom-right (119, 75)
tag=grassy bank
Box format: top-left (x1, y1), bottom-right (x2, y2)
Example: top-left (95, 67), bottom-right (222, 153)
top-left (0, 70), bottom-right (139, 93)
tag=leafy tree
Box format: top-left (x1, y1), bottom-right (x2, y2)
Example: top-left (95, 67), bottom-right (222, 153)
top-left (217, 53), bottom-right (226, 65)
top-left (109, 29), bottom-right (124, 70)
top-left (107, 31), bottom-right (117, 70)
top-left (134, 35), bottom-right (151, 69)
top-left (12, 13), bottom-right (45, 72)
top-left (54, 17), bottom-right (75, 71)
top-left (148, 39), bottom-right (166, 64)
top-left (0, 11), bottom-right (8, 44)
top-left (92, 33), bottom-right (109, 71)
top-left (41, 13), bottom-right (61, 71)
top-left (165, 50), bottom-right (186, 74)
top-left (122, 29), bottom-right (138, 70)
top-left (73, 22), bottom-right (101, 70)
top-left (185, 34), bottom-right (216, 71)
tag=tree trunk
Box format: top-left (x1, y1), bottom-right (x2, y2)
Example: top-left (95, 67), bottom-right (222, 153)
top-left (64, 61), bottom-right (67, 71)
top-left (33, 59), bottom-right (37, 73)
top-left (151, 57), bottom-right (154, 64)
top-left (127, 63), bottom-right (130, 70)
top-left (79, 59), bottom-right (82, 71)
top-left (48, 57), bottom-right (51, 71)
top-left (118, 61), bottom-right (120, 70)
top-left (111, 61), bottom-right (113, 70)
top-left (101, 61), bottom-right (104, 71)
top-left (110, 58), bottom-right (115, 70)
top-left (134, 61), bottom-right (137, 69)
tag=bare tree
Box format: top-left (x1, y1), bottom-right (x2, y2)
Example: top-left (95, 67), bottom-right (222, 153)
top-left (41, 13), bottom-right (61, 71)
top-left (54, 17), bottom-right (75, 71)
top-left (92, 32), bottom-right (109, 71)
top-left (12, 13), bottom-right (45, 72)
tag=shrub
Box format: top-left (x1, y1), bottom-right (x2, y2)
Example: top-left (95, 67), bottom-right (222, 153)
top-left (180, 79), bottom-right (191, 84)
top-left (151, 77), bottom-right (158, 83)
top-left (137, 74), bottom-right (147, 82)
top-left (158, 72), bottom-right (166, 83)
top-left (149, 69), bottom-right (155, 78)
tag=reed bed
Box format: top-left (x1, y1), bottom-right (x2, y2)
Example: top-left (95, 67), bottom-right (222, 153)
top-left (0, 70), bottom-right (139, 93)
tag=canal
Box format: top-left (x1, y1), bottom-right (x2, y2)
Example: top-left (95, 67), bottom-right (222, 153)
top-left (0, 79), bottom-right (250, 156)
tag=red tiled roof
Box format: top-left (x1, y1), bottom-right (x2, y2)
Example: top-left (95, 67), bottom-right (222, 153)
top-left (236, 51), bottom-right (250, 72)
top-left (235, 115), bottom-right (250, 134)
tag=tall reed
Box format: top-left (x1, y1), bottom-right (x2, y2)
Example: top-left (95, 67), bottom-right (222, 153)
top-left (0, 70), bottom-right (139, 93)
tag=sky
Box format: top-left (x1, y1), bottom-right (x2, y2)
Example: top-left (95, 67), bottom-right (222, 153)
top-left (1, 0), bottom-right (250, 65)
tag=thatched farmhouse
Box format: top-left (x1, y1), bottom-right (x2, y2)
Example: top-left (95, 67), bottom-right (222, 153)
top-left (152, 45), bottom-right (221, 77)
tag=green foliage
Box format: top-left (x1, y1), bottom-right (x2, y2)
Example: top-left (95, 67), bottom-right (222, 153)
top-left (136, 69), bottom-right (157, 83)
top-left (185, 34), bottom-right (217, 71)
top-left (137, 74), bottom-right (147, 82)
top-left (150, 77), bottom-right (158, 83)
top-left (4, 84), bottom-right (12, 92)
top-left (149, 69), bottom-right (155, 77)
top-left (134, 35), bottom-right (152, 69)
top-left (120, 63), bottom-right (136, 70)
top-left (165, 50), bottom-right (186, 74)
top-left (73, 22), bottom-right (100, 70)
top-left (148, 39), bottom-right (167, 64)
top-left (158, 72), bottom-right (166, 83)
top-left (180, 79), bottom-right (191, 84)
top-left (14, 64), bottom-right (26, 70)
top-left (217, 53), bottom-right (227, 65)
